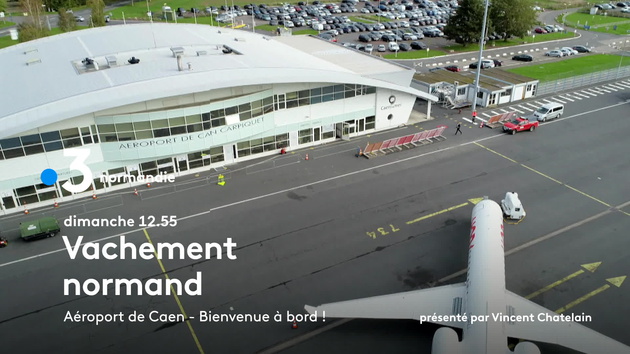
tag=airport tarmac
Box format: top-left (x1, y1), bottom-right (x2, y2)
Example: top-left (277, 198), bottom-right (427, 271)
top-left (0, 87), bottom-right (628, 353)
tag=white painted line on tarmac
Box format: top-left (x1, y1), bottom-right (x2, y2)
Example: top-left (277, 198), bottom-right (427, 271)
top-left (497, 109), bottom-right (509, 113)
top-left (552, 97), bottom-right (566, 104)
top-left (558, 95), bottom-right (574, 102)
top-left (524, 102), bottom-right (540, 109)
top-left (482, 112), bottom-right (492, 118)
top-left (606, 84), bottom-right (622, 90)
top-left (565, 94), bottom-right (581, 100)
top-left (2, 100), bottom-right (629, 270)
top-left (571, 92), bottom-right (589, 99)
top-left (607, 83), bottom-right (626, 90)
top-left (509, 107), bottom-right (525, 114)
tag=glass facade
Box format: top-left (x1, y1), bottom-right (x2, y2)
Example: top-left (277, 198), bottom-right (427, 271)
top-left (0, 84), bottom-right (376, 161)
top-left (1, 83), bottom-right (382, 211)
top-left (237, 133), bottom-right (289, 158)
top-left (97, 84), bottom-right (375, 144)
top-left (0, 125), bottom-right (98, 160)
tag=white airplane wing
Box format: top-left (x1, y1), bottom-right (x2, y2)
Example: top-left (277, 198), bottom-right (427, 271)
top-left (305, 283), bottom-right (467, 329)
top-left (504, 290), bottom-right (630, 354)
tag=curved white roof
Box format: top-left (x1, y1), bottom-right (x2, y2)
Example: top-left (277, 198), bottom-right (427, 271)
top-left (0, 23), bottom-right (437, 139)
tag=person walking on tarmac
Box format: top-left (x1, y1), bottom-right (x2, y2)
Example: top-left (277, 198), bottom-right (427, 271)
top-left (455, 122), bottom-right (462, 135)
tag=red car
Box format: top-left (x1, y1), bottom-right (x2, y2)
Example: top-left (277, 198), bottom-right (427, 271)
top-left (444, 65), bottom-right (460, 72)
top-left (534, 27), bottom-right (548, 34)
top-left (502, 117), bottom-right (539, 134)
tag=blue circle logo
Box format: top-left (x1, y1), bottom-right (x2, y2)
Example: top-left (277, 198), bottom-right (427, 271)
top-left (41, 168), bottom-right (58, 186)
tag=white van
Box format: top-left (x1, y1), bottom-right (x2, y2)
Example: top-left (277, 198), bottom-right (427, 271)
top-left (388, 42), bottom-right (400, 52)
top-left (533, 102), bottom-right (564, 122)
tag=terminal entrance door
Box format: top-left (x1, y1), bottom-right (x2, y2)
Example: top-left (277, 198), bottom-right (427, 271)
top-left (313, 127), bottom-right (321, 142)
top-left (176, 155), bottom-right (188, 173)
top-left (336, 122), bottom-right (351, 141)
top-left (223, 144), bottom-right (237, 164)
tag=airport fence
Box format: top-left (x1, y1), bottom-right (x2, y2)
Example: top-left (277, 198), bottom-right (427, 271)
top-left (536, 65), bottom-right (630, 96)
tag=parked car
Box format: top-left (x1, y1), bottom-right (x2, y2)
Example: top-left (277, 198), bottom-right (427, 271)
top-left (512, 54), bottom-right (533, 62)
top-left (502, 117), bottom-right (539, 135)
top-left (444, 65), bottom-right (460, 72)
top-left (399, 43), bottom-right (411, 51)
top-left (74, 15), bottom-right (85, 22)
top-left (534, 27), bottom-right (548, 34)
top-left (560, 47), bottom-right (578, 55)
top-left (377, 44), bottom-right (386, 52)
top-left (469, 59), bottom-right (495, 69)
top-left (572, 45), bottom-right (592, 53)
top-left (545, 50), bottom-right (564, 57)
top-left (410, 41), bottom-right (427, 50)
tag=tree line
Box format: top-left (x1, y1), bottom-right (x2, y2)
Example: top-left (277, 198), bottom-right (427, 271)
top-left (442, 0), bottom-right (539, 46)
top-left (16, 0), bottom-right (106, 42)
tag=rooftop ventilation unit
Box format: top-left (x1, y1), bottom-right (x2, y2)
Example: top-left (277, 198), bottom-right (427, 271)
top-left (106, 55), bottom-right (117, 67)
top-left (170, 47), bottom-right (184, 58)
top-left (82, 57), bottom-right (99, 70)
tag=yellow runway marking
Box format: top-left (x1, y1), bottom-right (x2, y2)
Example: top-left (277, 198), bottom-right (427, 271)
top-left (526, 262), bottom-right (601, 300)
top-left (143, 229), bottom-right (205, 354)
top-left (555, 276), bottom-right (625, 313)
top-left (475, 143), bottom-right (624, 213)
top-left (519, 164), bottom-right (563, 185)
top-left (473, 142), bottom-right (518, 163)
top-left (556, 284), bottom-right (610, 314)
top-left (406, 202), bottom-right (469, 225)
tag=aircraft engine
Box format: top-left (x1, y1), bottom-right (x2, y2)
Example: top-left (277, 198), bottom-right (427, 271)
top-left (431, 327), bottom-right (462, 354)
top-left (513, 341), bottom-right (541, 354)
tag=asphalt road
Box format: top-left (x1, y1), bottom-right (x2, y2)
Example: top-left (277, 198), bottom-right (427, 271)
top-left (0, 81), bottom-right (628, 353)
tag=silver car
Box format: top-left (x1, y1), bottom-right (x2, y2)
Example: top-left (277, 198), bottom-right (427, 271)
top-left (545, 50), bottom-right (564, 57)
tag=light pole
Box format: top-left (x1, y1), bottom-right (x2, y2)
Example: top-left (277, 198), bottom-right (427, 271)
top-left (471, 0), bottom-right (490, 121)
top-left (146, 0), bottom-right (152, 23)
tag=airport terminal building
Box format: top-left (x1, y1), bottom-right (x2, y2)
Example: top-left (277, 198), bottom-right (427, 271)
top-left (0, 23), bottom-right (437, 214)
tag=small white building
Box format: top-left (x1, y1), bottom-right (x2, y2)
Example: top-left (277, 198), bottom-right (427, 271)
top-left (413, 69), bottom-right (539, 108)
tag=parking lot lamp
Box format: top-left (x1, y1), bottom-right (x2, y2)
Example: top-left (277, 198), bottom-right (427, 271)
top-left (471, 0), bottom-right (491, 120)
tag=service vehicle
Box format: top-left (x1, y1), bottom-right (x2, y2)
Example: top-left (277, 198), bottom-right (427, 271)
top-left (20, 217), bottom-right (61, 242)
top-left (533, 102), bottom-right (564, 122)
top-left (501, 192), bottom-right (526, 220)
top-left (502, 117), bottom-right (539, 134)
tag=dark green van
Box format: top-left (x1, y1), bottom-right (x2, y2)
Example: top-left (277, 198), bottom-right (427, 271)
top-left (20, 217), bottom-right (61, 241)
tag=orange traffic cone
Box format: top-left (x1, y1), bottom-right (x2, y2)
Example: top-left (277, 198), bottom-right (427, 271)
top-left (305, 154), bottom-right (309, 161)
top-left (133, 189), bottom-right (139, 196)
top-left (291, 320), bottom-right (298, 329)
top-left (92, 193), bottom-right (97, 200)
top-left (146, 182), bottom-right (151, 188)
top-left (479, 121), bottom-right (484, 128)
top-left (53, 200), bottom-right (59, 208)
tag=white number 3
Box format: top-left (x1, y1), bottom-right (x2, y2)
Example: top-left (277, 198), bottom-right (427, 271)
top-left (61, 149), bottom-right (93, 193)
